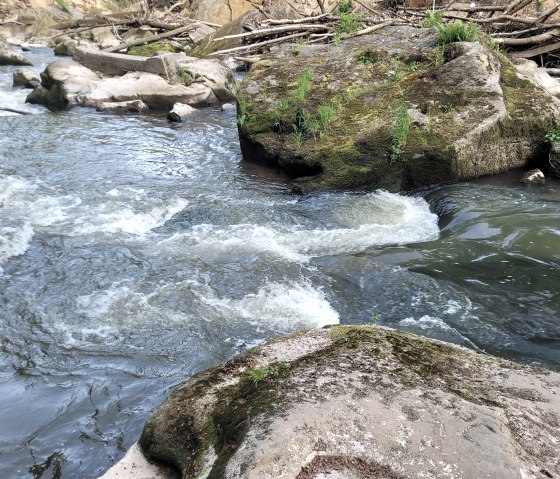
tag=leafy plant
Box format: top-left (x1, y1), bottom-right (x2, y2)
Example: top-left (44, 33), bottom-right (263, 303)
top-left (249, 365), bottom-right (277, 385)
top-left (433, 45), bottom-right (445, 67)
top-left (56, 0), bottom-right (71, 13)
top-left (390, 100), bottom-right (412, 162)
top-left (545, 128), bottom-right (560, 143)
top-left (421, 9), bottom-right (444, 28)
top-left (337, 0), bottom-right (353, 14)
top-left (355, 50), bottom-right (379, 66)
top-left (177, 67), bottom-right (193, 87)
top-left (237, 114), bottom-right (247, 126)
top-left (371, 312), bottom-right (382, 323)
top-left (318, 104), bottom-right (336, 126)
top-left (408, 61), bottom-right (423, 72)
top-left (436, 21), bottom-right (480, 45)
top-left (293, 68), bottom-right (314, 102)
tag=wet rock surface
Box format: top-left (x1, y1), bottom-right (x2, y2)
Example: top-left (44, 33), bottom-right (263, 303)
top-left (125, 326), bottom-right (560, 479)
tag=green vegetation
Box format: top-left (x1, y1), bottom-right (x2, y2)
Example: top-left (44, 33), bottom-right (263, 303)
top-left (293, 68), bottom-right (314, 102)
top-left (545, 127), bottom-right (560, 143)
top-left (390, 100), bottom-right (412, 162)
top-left (56, 0), bottom-right (70, 14)
top-left (128, 41), bottom-right (176, 56)
top-left (355, 50), bottom-right (379, 66)
top-left (333, 1), bottom-right (364, 45)
top-left (436, 21), bottom-right (480, 45)
top-left (248, 360), bottom-right (291, 386)
top-left (421, 9), bottom-right (444, 28)
top-left (177, 67), bottom-right (193, 87)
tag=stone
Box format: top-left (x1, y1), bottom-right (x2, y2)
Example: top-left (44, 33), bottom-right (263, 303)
top-left (26, 54), bottom-right (235, 111)
top-left (97, 442), bottom-right (178, 479)
top-left (513, 58), bottom-right (560, 97)
top-left (521, 168), bottom-right (545, 185)
top-left (73, 47), bottom-right (180, 82)
top-left (167, 102), bottom-right (197, 122)
top-left (54, 38), bottom-right (80, 56)
top-left (12, 68), bottom-right (40, 88)
top-left (192, 0), bottom-right (339, 25)
top-left (237, 27), bottom-right (560, 191)
top-left (0, 39), bottom-right (32, 66)
top-left (129, 325), bottom-right (560, 479)
top-left (221, 102), bottom-right (235, 113)
top-left (96, 99), bottom-right (149, 114)
top-left (550, 141), bottom-right (560, 178)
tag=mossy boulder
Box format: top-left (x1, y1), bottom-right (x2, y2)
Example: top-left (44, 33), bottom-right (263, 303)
top-left (128, 41), bottom-right (178, 57)
top-left (237, 26), bottom-right (560, 191)
top-left (137, 325), bottom-right (560, 479)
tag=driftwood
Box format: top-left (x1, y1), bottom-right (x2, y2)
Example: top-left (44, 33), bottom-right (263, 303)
top-left (104, 24), bottom-right (197, 53)
top-left (0, 106), bottom-right (32, 115)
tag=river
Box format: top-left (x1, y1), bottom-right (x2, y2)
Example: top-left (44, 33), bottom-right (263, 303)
top-left (1, 48), bottom-right (559, 479)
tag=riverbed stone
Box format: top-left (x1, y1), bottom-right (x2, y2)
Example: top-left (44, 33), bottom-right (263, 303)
top-left (237, 26), bottom-right (560, 191)
top-left (0, 39), bottom-right (32, 65)
top-left (133, 325), bottom-right (560, 479)
top-left (521, 168), bottom-right (545, 185)
top-left (96, 99), bottom-right (149, 113)
top-left (167, 102), bottom-right (197, 122)
top-left (12, 67), bottom-right (40, 88)
top-left (25, 53), bottom-right (236, 111)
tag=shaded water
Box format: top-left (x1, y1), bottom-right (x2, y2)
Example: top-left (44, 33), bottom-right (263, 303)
top-left (1, 48), bottom-right (559, 478)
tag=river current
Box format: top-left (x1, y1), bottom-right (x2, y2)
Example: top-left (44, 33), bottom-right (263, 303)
top-left (1, 48), bottom-right (559, 478)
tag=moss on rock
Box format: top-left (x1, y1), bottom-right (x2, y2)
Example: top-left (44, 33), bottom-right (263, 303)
top-left (138, 325), bottom-right (560, 479)
top-left (128, 41), bottom-right (177, 56)
top-left (237, 27), bottom-right (560, 192)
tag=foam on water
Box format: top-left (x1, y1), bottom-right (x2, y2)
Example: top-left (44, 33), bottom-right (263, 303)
top-left (71, 278), bottom-right (339, 347)
top-left (0, 223), bottom-right (34, 274)
top-left (70, 198), bottom-right (189, 236)
top-left (196, 280), bottom-right (340, 329)
top-left (159, 191), bottom-right (439, 262)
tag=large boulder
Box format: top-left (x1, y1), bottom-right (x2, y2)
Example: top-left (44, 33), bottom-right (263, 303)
top-left (191, 0), bottom-right (339, 25)
top-left (26, 52), bottom-right (236, 111)
top-left (131, 325), bottom-right (560, 479)
top-left (237, 26), bottom-right (560, 191)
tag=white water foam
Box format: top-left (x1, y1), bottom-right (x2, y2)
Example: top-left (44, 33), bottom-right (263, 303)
top-left (71, 279), bottom-right (339, 347)
top-left (0, 223), bottom-right (34, 274)
top-left (196, 281), bottom-right (339, 329)
top-left (70, 198), bottom-right (189, 236)
top-left (158, 191), bottom-right (439, 262)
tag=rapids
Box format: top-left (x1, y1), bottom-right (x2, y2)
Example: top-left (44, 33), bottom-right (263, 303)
top-left (1, 48), bottom-right (559, 478)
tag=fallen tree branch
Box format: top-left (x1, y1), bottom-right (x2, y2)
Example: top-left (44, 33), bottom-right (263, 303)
top-left (493, 28), bottom-right (560, 45)
top-left (209, 31), bottom-right (309, 56)
top-left (213, 23), bottom-right (329, 42)
top-left (511, 40), bottom-right (560, 58)
top-left (103, 24), bottom-right (197, 53)
top-left (0, 106), bottom-right (32, 115)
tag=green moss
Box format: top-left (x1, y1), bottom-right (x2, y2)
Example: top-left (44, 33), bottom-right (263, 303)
top-left (128, 41), bottom-right (177, 56)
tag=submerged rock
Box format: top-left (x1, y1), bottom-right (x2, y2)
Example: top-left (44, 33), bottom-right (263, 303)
top-left (521, 168), bottom-right (545, 185)
top-left (237, 26), bottom-right (560, 191)
top-left (133, 325), bottom-right (560, 479)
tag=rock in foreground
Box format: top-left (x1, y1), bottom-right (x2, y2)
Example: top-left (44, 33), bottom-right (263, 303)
top-left (137, 325), bottom-right (560, 479)
top-left (238, 26), bottom-right (560, 191)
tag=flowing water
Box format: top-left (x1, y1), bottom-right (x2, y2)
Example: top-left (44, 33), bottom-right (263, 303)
top-left (1, 48), bottom-right (560, 479)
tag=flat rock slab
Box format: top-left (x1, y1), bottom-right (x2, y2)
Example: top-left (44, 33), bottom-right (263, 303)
top-left (134, 326), bottom-right (560, 479)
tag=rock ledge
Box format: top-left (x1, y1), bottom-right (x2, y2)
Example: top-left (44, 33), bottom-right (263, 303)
top-left (132, 325), bottom-right (560, 479)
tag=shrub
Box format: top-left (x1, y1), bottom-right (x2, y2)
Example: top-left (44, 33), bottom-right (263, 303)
top-left (436, 21), bottom-right (480, 45)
